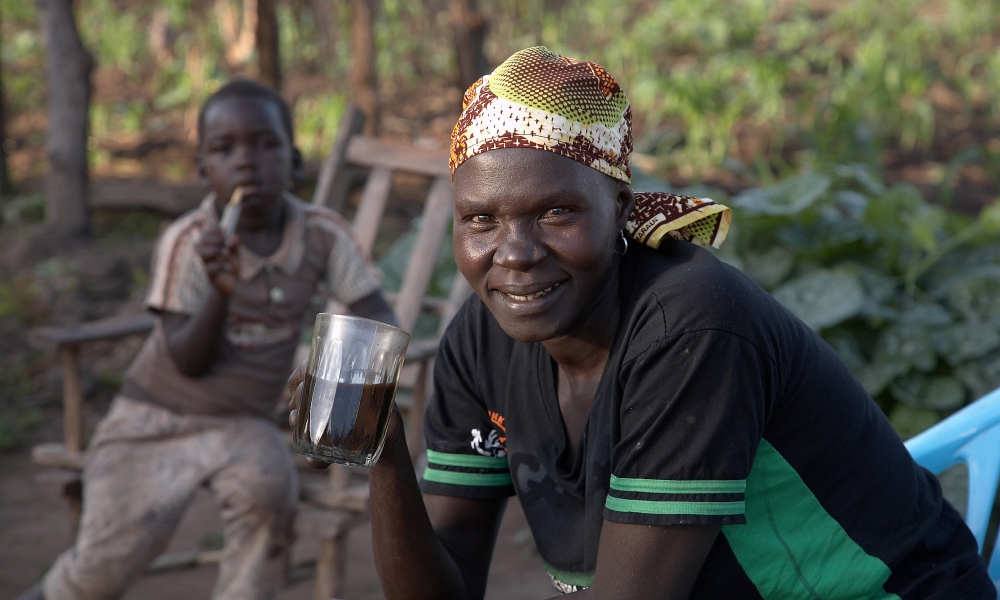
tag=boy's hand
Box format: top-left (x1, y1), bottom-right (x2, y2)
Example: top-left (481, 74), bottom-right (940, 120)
top-left (197, 226), bottom-right (240, 295)
top-left (286, 359), bottom-right (405, 470)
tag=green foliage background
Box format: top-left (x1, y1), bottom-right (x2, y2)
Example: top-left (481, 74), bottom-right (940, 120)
top-left (2, 0), bottom-right (1000, 441)
top-left (702, 167), bottom-right (1000, 439)
top-left (3, 0), bottom-right (1000, 168)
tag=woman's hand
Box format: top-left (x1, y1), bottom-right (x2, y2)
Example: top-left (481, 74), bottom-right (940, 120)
top-left (196, 226), bottom-right (240, 295)
top-left (286, 359), bottom-right (405, 470)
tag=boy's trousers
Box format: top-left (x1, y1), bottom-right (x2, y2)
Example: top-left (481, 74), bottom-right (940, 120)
top-left (43, 396), bottom-right (298, 600)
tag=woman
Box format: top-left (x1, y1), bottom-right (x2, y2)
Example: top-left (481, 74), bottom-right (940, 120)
top-left (289, 47), bottom-right (992, 599)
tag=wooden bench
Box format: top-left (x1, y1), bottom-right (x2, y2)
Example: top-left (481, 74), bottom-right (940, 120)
top-left (27, 105), bottom-right (469, 600)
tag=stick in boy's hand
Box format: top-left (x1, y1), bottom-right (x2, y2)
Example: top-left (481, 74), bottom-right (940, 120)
top-left (219, 185), bottom-right (244, 239)
top-left (196, 187), bottom-right (243, 295)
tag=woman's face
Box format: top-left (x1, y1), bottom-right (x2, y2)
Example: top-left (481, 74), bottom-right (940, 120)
top-left (453, 148), bottom-right (634, 343)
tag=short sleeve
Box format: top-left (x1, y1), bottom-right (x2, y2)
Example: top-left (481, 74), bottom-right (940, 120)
top-left (605, 329), bottom-right (775, 527)
top-left (322, 224), bottom-right (383, 306)
top-left (419, 305), bottom-right (516, 500)
top-left (145, 221), bottom-right (212, 315)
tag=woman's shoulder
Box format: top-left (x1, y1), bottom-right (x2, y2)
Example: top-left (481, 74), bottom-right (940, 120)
top-left (626, 242), bottom-right (761, 308)
top-left (621, 242), bottom-right (786, 345)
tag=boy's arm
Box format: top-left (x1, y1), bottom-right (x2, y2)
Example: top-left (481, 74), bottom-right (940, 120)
top-left (162, 225), bottom-right (239, 377)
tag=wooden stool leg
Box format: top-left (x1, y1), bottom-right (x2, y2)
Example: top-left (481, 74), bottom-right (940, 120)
top-left (313, 528), bottom-right (349, 600)
top-left (406, 361), bottom-right (432, 463)
top-left (59, 343), bottom-right (85, 454)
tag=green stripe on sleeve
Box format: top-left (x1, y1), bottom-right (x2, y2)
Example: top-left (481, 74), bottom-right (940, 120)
top-left (722, 440), bottom-right (899, 600)
top-left (423, 467), bottom-right (513, 487)
top-left (610, 475), bottom-right (746, 495)
top-left (605, 496), bottom-right (745, 516)
top-left (426, 449), bottom-right (509, 469)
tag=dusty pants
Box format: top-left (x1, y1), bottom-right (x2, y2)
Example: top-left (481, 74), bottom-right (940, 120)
top-left (43, 396), bottom-right (298, 600)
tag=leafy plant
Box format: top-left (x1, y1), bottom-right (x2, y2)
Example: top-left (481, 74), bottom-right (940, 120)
top-left (708, 164), bottom-right (1000, 439)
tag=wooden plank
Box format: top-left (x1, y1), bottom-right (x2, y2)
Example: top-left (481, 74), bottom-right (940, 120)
top-left (325, 462), bottom-right (352, 508)
top-left (350, 166), bottom-right (393, 253)
top-left (60, 344), bottom-right (84, 454)
top-left (313, 530), bottom-right (348, 600)
top-left (440, 274), bottom-right (473, 333)
top-left (147, 549), bottom-right (222, 572)
top-left (384, 292), bottom-right (451, 315)
top-left (394, 176), bottom-right (454, 333)
top-left (300, 478), bottom-right (371, 514)
top-left (312, 105), bottom-right (366, 212)
top-left (32, 441), bottom-right (85, 470)
top-left (89, 179), bottom-right (204, 216)
top-left (29, 313), bottom-right (155, 347)
top-left (345, 137), bottom-right (450, 178)
top-left (406, 362), bottom-right (432, 462)
top-left (404, 337), bottom-right (440, 363)
top-left (295, 504), bottom-right (368, 536)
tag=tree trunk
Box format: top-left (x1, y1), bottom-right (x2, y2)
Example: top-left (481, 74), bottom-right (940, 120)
top-left (449, 0), bottom-right (488, 89)
top-left (256, 0), bottom-right (281, 90)
top-left (309, 0), bottom-right (335, 69)
top-left (38, 0), bottom-right (94, 236)
top-left (350, 0), bottom-right (379, 135)
top-left (217, 0), bottom-right (257, 67)
top-left (0, 2), bottom-right (13, 196)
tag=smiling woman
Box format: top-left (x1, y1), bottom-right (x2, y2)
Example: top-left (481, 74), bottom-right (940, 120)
top-left (290, 47), bottom-right (996, 600)
top-left (452, 150), bottom-right (628, 344)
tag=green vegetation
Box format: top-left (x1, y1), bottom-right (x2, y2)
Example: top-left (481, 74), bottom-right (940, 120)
top-left (2, 0), bottom-right (998, 440)
top-left (648, 164), bottom-right (1000, 439)
top-left (3, 0), bottom-right (999, 172)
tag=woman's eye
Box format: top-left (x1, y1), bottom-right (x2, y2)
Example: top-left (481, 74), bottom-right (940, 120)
top-left (470, 215), bottom-right (494, 224)
top-left (543, 207), bottom-right (570, 218)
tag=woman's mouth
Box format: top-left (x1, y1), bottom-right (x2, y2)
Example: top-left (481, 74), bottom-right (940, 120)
top-left (501, 281), bottom-right (562, 302)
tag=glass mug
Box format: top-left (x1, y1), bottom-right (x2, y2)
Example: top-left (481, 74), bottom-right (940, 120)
top-left (292, 313), bottom-right (410, 468)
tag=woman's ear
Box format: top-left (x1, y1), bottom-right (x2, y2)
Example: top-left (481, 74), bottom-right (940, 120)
top-left (616, 181), bottom-right (636, 230)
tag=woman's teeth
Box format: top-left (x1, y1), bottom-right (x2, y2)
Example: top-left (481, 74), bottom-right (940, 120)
top-left (506, 282), bottom-right (561, 301)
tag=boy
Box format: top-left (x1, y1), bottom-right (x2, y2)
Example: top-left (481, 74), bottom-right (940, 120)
top-left (21, 80), bottom-right (396, 600)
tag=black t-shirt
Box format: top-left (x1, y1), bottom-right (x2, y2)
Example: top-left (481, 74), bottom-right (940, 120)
top-left (420, 241), bottom-right (994, 599)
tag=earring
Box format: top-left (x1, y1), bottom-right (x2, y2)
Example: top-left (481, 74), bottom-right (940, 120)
top-left (615, 230), bottom-right (629, 256)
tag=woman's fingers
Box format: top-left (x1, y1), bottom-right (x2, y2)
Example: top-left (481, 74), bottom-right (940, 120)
top-left (287, 360), bottom-right (307, 397)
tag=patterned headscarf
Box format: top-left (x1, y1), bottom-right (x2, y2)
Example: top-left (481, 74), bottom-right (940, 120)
top-left (450, 46), bottom-right (731, 250)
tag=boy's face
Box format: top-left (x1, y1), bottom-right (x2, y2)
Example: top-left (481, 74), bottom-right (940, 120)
top-left (198, 95), bottom-right (301, 230)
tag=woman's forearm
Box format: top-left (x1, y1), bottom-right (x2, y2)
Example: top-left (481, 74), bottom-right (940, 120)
top-left (369, 430), bottom-right (471, 599)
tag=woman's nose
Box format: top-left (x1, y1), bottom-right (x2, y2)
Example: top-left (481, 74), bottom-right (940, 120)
top-left (493, 225), bottom-right (545, 270)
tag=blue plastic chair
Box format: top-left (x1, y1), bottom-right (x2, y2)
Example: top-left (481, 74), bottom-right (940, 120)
top-left (905, 386), bottom-right (1000, 587)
